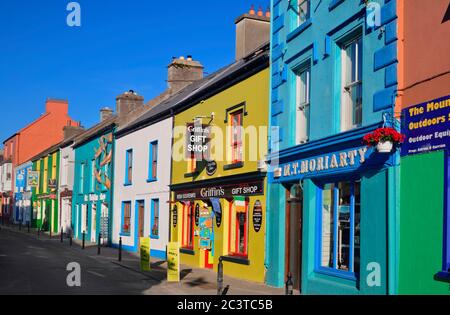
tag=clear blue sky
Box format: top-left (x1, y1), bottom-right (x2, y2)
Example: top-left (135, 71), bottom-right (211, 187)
top-left (0, 0), bottom-right (269, 143)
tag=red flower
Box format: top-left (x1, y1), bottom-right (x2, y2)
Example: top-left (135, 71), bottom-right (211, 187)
top-left (362, 127), bottom-right (405, 147)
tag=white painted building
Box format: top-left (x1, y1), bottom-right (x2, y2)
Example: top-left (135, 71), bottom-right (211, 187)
top-left (58, 142), bottom-right (76, 235)
top-left (112, 116), bottom-right (173, 259)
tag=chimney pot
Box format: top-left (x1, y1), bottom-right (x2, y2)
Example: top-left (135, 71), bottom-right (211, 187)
top-left (257, 6), bottom-right (263, 17)
top-left (249, 5), bottom-right (255, 15)
top-left (265, 7), bottom-right (271, 18)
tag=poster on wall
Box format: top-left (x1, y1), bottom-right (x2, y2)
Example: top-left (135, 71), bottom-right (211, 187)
top-left (172, 205), bottom-right (178, 228)
top-left (27, 171), bottom-right (39, 188)
top-left (140, 237), bottom-right (151, 271)
top-left (253, 200), bottom-right (263, 233)
top-left (401, 94), bottom-right (450, 157)
top-left (167, 242), bottom-right (180, 282)
top-left (199, 205), bottom-right (212, 250)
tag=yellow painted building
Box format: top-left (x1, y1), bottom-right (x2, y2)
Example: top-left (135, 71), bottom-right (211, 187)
top-left (170, 44), bottom-right (270, 283)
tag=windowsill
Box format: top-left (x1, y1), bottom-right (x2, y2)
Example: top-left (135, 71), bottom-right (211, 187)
top-left (123, 183), bottom-right (132, 187)
top-left (184, 171), bottom-right (199, 178)
top-left (315, 267), bottom-right (357, 282)
top-left (180, 248), bottom-right (195, 255)
top-left (147, 178), bottom-right (158, 183)
top-left (223, 162), bottom-right (244, 171)
top-left (435, 271), bottom-right (450, 283)
top-left (221, 255), bottom-right (250, 266)
top-left (150, 235), bottom-right (160, 240)
top-left (329, 0), bottom-right (345, 11)
top-left (120, 232), bottom-right (131, 237)
top-left (287, 19), bottom-right (312, 43)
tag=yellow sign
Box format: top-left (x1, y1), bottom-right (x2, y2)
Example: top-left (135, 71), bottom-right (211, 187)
top-left (167, 242), bottom-right (180, 282)
top-left (140, 237), bottom-right (151, 271)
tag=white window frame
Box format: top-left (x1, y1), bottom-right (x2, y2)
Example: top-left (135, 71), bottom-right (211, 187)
top-left (296, 67), bottom-right (311, 144)
top-left (298, 0), bottom-right (311, 26)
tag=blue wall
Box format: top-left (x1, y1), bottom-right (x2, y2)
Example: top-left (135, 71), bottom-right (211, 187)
top-left (267, 0), bottom-right (399, 293)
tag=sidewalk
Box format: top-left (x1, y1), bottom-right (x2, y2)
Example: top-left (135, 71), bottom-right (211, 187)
top-left (0, 223), bottom-right (284, 295)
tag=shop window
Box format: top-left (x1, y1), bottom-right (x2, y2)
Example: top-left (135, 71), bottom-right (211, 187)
top-left (125, 149), bottom-right (133, 185)
top-left (318, 181), bottom-right (360, 279)
top-left (121, 201), bottom-right (131, 235)
top-left (230, 110), bottom-right (243, 164)
top-left (229, 197), bottom-right (248, 257)
top-left (148, 141), bottom-right (158, 181)
top-left (341, 36), bottom-right (362, 132)
top-left (295, 66), bottom-right (311, 144)
top-left (182, 203), bottom-right (194, 249)
top-left (151, 199), bottom-right (160, 239)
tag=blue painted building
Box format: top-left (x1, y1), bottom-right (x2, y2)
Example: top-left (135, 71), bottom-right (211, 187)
top-left (266, 0), bottom-right (400, 294)
top-left (14, 162), bottom-right (32, 225)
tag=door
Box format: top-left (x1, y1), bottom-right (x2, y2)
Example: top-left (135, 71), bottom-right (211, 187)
top-left (137, 201), bottom-right (145, 247)
top-left (285, 184), bottom-right (303, 291)
top-left (91, 203), bottom-right (97, 242)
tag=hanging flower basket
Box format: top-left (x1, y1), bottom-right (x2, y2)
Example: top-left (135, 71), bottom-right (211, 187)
top-left (363, 127), bottom-right (405, 153)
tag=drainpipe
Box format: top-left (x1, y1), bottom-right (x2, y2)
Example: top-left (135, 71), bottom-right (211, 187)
top-left (168, 109), bottom-right (175, 244)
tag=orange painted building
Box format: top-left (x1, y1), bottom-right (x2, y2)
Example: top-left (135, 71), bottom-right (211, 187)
top-left (1, 98), bottom-right (79, 221)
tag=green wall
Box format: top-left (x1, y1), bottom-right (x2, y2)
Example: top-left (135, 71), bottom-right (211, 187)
top-left (399, 150), bottom-right (449, 294)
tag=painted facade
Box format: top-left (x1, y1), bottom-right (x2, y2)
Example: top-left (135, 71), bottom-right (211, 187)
top-left (59, 142), bottom-right (77, 235)
top-left (267, 0), bottom-right (399, 294)
top-left (72, 128), bottom-right (115, 244)
top-left (170, 46), bottom-right (270, 283)
top-left (112, 117), bottom-right (172, 259)
top-left (13, 162), bottom-right (32, 225)
top-left (396, 0), bottom-right (450, 294)
top-left (32, 150), bottom-right (60, 233)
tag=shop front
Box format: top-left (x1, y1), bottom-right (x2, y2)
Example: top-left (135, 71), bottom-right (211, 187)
top-left (268, 125), bottom-right (395, 294)
top-left (14, 162), bottom-right (32, 225)
top-left (171, 174), bottom-right (267, 282)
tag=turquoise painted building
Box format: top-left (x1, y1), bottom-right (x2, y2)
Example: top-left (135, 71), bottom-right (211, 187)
top-left (72, 119), bottom-right (116, 245)
top-left (266, 0), bottom-right (400, 294)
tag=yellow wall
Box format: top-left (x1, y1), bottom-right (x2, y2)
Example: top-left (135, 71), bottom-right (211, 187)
top-left (170, 68), bottom-right (269, 283)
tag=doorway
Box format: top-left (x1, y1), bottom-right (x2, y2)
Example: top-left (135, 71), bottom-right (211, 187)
top-left (285, 183), bottom-right (303, 292)
top-left (137, 201), bottom-right (145, 248)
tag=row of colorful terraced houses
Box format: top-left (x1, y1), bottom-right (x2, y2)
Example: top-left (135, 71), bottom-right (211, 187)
top-left (0, 1), bottom-right (449, 294)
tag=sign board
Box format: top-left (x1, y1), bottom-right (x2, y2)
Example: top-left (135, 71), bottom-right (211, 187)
top-left (48, 179), bottom-right (57, 190)
top-left (174, 181), bottom-right (264, 201)
top-left (253, 200), bottom-right (263, 233)
top-left (199, 206), bottom-right (212, 250)
top-left (27, 171), bottom-right (39, 188)
top-left (186, 123), bottom-right (211, 161)
top-left (172, 205), bottom-right (178, 228)
top-left (206, 160), bottom-right (217, 176)
top-left (140, 237), bottom-right (151, 271)
top-left (167, 242), bottom-right (180, 282)
top-left (401, 94), bottom-right (450, 156)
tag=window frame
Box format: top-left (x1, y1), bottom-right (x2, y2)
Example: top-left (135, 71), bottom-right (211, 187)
top-left (295, 65), bottom-right (311, 144)
top-left (148, 141), bottom-right (158, 182)
top-left (228, 198), bottom-right (249, 258)
top-left (90, 159), bottom-right (96, 193)
top-left (315, 180), bottom-right (360, 281)
top-left (79, 162), bottom-right (85, 194)
top-left (121, 201), bottom-right (132, 236)
top-left (341, 35), bottom-right (363, 131)
top-left (150, 199), bottom-right (160, 239)
top-left (124, 149), bottom-right (133, 186)
top-left (230, 109), bottom-right (244, 164)
top-left (297, 0), bottom-right (311, 27)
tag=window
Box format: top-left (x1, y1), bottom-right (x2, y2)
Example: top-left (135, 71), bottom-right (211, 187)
top-left (230, 110), bottom-right (243, 164)
top-left (62, 156), bottom-right (69, 186)
top-left (319, 181), bottom-right (361, 278)
top-left (121, 201), bottom-right (132, 235)
top-left (297, 0), bottom-right (310, 26)
top-left (296, 67), bottom-right (311, 144)
top-left (79, 163), bottom-right (85, 194)
top-left (341, 36), bottom-right (363, 131)
top-left (182, 203), bottom-right (194, 249)
top-left (151, 199), bottom-right (160, 238)
top-left (229, 197), bottom-right (248, 257)
top-left (102, 163), bottom-right (108, 191)
top-left (149, 141), bottom-right (158, 181)
top-left (90, 160), bottom-right (96, 192)
top-left (125, 149), bottom-right (133, 185)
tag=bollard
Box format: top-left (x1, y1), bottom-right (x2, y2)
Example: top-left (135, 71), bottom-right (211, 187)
top-left (49, 228), bottom-right (52, 239)
top-left (285, 272), bottom-right (294, 295)
top-left (97, 233), bottom-right (102, 255)
top-left (69, 231), bottom-right (73, 247)
top-left (82, 231), bottom-right (85, 250)
top-left (60, 228), bottom-right (64, 243)
top-left (118, 237), bottom-right (122, 262)
top-left (27, 222), bottom-right (30, 233)
top-left (19, 222), bottom-right (22, 231)
top-left (217, 256), bottom-right (224, 295)
top-left (37, 227), bottom-right (40, 238)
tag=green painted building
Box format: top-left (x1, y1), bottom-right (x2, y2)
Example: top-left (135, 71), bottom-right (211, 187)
top-left (31, 145), bottom-right (61, 233)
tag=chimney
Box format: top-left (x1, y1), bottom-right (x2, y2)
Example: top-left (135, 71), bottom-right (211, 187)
top-left (167, 56), bottom-right (204, 94)
top-left (45, 98), bottom-right (69, 115)
top-left (63, 125), bottom-right (85, 140)
top-left (116, 90), bottom-right (144, 117)
top-left (235, 5), bottom-right (270, 60)
top-left (100, 107), bottom-right (114, 122)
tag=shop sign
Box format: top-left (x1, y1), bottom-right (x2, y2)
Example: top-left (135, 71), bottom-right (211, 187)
top-left (48, 179), bottom-right (57, 190)
top-left (37, 194), bottom-right (57, 200)
top-left (172, 205), bottom-right (178, 228)
top-left (174, 181), bottom-right (264, 201)
top-left (27, 171), bottom-right (39, 188)
top-left (274, 147), bottom-right (368, 181)
top-left (186, 123), bottom-right (211, 161)
top-left (253, 200), bottom-right (263, 233)
top-left (195, 203), bottom-right (200, 226)
top-left (206, 160), bottom-right (217, 176)
top-left (84, 193), bottom-right (106, 202)
top-left (140, 237), bottom-right (151, 271)
top-left (167, 242), bottom-right (180, 282)
top-left (401, 94), bottom-right (450, 157)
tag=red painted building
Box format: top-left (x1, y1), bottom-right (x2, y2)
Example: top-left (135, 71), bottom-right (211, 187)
top-left (0, 99), bottom-right (79, 222)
